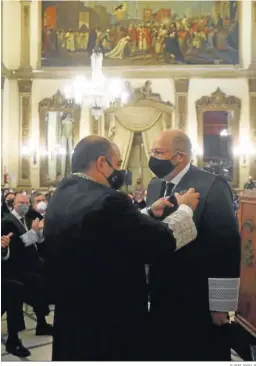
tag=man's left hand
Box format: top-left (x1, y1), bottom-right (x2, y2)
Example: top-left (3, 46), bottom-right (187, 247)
top-left (211, 311), bottom-right (229, 326)
top-left (151, 197), bottom-right (174, 217)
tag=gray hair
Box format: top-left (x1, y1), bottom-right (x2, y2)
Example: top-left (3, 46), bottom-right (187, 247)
top-left (172, 135), bottom-right (192, 159)
top-left (31, 192), bottom-right (46, 206)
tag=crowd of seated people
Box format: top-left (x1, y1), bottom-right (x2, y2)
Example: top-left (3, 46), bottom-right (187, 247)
top-left (1, 187), bottom-right (55, 357)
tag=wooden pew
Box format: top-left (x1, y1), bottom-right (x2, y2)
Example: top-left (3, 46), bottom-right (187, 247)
top-left (233, 190), bottom-right (256, 359)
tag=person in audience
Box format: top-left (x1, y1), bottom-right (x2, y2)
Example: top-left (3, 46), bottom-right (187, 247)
top-left (1, 193), bottom-right (53, 337)
top-left (2, 192), bottom-right (16, 218)
top-left (44, 135), bottom-right (199, 361)
top-left (1, 233), bottom-right (31, 357)
top-left (146, 129), bottom-right (241, 361)
top-left (45, 187), bottom-right (55, 202)
top-left (244, 176), bottom-right (255, 189)
top-left (28, 193), bottom-right (48, 220)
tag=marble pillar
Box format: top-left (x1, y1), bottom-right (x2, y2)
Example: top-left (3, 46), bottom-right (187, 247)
top-left (174, 79), bottom-right (189, 131)
top-left (18, 79), bottom-right (32, 187)
top-left (20, 0), bottom-right (31, 70)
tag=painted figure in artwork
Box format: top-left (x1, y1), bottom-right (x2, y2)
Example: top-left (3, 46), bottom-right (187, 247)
top-left (41, 0), bottom-right (239, 67)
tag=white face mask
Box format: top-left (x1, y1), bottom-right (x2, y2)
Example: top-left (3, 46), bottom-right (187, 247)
top-left (36, 201), bottom-right (47, 213)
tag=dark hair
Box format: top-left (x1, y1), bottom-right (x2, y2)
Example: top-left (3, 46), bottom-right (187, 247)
top-left (31, 192), bottom-right (45, 205)
top-left (5, 192), bottom-right (16, 200)
top-left (71, 135), bottom-right (113, 173)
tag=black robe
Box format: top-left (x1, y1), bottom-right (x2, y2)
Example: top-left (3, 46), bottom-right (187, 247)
top-left (147, 165), bottom-right (241, 361)
top-left (43, 174), bottom-right (178, 361)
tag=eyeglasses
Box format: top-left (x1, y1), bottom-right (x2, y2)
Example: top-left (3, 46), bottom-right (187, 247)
top-left (150, 149), bottom-right (172, 157)
top-left (150, 149), bottom-right (187, 158)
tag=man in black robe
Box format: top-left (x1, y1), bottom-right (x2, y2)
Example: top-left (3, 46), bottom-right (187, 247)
top-left (146, 129), bottom-right (241, 361)
top-left (43, 135), bottom-right (200, 361)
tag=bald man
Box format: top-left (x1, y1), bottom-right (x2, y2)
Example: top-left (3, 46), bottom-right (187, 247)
top-left (44, 135), bottom-right (200, 361)
top-left (146, 130), bottom-right (240, 361)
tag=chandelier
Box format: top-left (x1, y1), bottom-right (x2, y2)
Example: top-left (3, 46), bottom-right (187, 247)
top-left (64, 48), bottom-right (130, 120)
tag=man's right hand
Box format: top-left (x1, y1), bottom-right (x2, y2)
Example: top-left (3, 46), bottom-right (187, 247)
top-left (175, 188), bottom-right (200, 211)
top-left (1, 233), bottom-right (13, 248)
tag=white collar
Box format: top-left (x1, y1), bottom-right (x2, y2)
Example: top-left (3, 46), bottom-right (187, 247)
top-left (165, 163), bottom-right (191, 186)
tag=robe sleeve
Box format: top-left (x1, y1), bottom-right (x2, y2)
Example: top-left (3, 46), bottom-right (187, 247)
top-left (141, 205), bottom-right (197, 250)
top-left (202, 177), bottom-right (241, 312)
top-left (103, 194), bottom-right (191, 264)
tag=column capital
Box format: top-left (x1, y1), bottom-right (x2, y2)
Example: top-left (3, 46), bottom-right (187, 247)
top-left (174, 78), bottom-right (189, 94)
top-left (18, 79), bottom-right (32, 93)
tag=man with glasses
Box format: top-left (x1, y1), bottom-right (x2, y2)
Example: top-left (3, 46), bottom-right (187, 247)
top-left (146, 129), bottom-right (241, 361)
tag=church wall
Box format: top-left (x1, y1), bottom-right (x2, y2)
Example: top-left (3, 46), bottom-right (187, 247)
top-left (187, 78), bottom-right (250, 188)
top-left (29, 77), bottom-right (175, 188)
top-left (2, 80), bottom-right (20, 187)
top-left (2, 1), bottom-right (21, 69)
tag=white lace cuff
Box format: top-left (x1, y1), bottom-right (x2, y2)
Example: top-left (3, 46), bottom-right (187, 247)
top-left (163, 207), bottom-right (197, 250)
top-left (20, 229), bottom-right (39, 247)
top-left (209, 278), bottom-right (240, 312)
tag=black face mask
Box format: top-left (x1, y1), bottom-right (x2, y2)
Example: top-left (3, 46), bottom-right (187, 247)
top-left (106, 160), bottom-right (125, 190)
top-left (149, 156), bottom-right (176, 178)
top-left (6, 199), bottom-right (14, 207)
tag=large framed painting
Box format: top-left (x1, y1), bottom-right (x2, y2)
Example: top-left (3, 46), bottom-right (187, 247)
top-left (41, 1), bottom-right (239, 67)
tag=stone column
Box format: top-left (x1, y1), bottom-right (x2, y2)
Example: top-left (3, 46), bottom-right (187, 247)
top-left (249, 78), bottom-right (256, 178)
top-left (1, 76), bottom-right (5, 184)
top-left (250, 1), bottom-right (256, 69)
top-left (18, 79), bottom-right (32, 187)
top-left (20, 0), bottom-right (32, 70)
top-left (174, 79), bottom-right (189, 131)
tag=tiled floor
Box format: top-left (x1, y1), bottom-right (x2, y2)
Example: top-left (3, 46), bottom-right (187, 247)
top-left (1, 307), bottom-right (243, 362)
top-left (1, 305), bottom-right (53, 361)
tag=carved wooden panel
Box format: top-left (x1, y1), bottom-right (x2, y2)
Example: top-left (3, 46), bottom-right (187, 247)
top-left (249, 95), bottom-right (256, 177)
top-left (236, 193), bottom-right (256, 337)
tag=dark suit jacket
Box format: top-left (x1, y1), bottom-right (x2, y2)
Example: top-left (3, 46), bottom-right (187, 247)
top-left (1, 213), bottom-right (43, 279)
top-left (44, 174), bottom-right (177, 361)
top-left (147, 165), bottom-right (241, 359)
